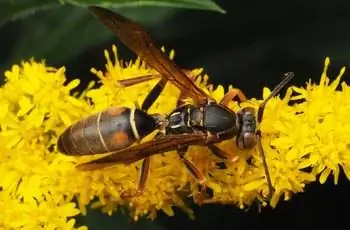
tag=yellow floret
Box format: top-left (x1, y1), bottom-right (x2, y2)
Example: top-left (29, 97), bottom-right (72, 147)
top-left (0, 45), bottom-right (348, 229)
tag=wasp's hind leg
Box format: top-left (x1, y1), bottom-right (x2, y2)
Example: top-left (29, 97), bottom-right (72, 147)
top-left (140, 77), bottom-right (168, 111)
top-left (175, 69), bottom-right (203, 107)
top-left (120, 132), bottom-right (168, 199)
top-left (117, 73), bottom-right (167, 112)
top-left (138, 69), bottom-right (197, 111)
top-left (120, 77), bottom-right (165, 200)
top-left (120, 156), bottom-right (151, 199)
top-left (177, 146), bottom-right (208, 205)
top-left (118, 74), bottom-right (158, 87)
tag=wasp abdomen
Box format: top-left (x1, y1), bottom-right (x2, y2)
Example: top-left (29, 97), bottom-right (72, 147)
top-left (58, 107), bottom-right (157, 155)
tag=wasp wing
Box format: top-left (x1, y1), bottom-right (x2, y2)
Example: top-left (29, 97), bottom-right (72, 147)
top-left (77, 133), bottom-right (206, 171)
top-left (88, 6), bottom-right (211, 105)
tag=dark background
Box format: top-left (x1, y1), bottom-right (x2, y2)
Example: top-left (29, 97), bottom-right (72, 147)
top-left (1, 0), bottom-right (350, 229)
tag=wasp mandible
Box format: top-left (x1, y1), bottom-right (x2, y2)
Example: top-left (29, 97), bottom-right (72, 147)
top-left (57, 6), bottom-right (295, 202)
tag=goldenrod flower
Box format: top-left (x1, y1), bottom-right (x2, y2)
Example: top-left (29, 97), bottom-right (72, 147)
top-left (0, 45), bottom-right (348, 229)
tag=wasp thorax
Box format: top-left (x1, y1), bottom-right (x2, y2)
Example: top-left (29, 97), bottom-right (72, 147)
top-left (236, 107), bottom-right (257, 149)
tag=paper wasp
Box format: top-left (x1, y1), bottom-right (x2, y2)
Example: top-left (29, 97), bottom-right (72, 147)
top-left (57, 6), bottom-right (294, 202)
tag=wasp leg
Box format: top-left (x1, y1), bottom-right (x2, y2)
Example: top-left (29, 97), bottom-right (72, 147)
top-left (142, 69), bottom-right (199, 110)
top-left (117, 73), bottom-right (166, 111)
top-left (177, 146), bottom-right (207, 205)
top-left (120, 132), bottom-right (167, 199)
top-left (208, 144), bottom-right (239, 163)
top-left (118, 74), bottom-right (159, 87)
top-left (121, 156), bottom-right (151, 199)
top-left (219, 88), bottom-right (247, 106)
top-left (176, 90), bottom-right (187, 107)
top-left (176, 69), bottom-right (201, 107)
top-left (141, 78), bottom-right (168, 111)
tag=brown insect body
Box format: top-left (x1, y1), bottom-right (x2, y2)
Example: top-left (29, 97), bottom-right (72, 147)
top-left (58, 102), bottom-right (242, 156)
top-left (58, 107), bottom-right (160, 155)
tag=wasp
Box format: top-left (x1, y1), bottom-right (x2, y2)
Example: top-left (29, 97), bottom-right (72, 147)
top-left (57, 6), bottom-right (294, 201)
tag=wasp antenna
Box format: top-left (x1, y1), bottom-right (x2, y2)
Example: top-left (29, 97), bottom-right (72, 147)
top-left (256, 130), bottom-right (274, 201)
top-left (257, 72), bottom-right (295, 123)
top-left (255, 72), bottom-right (294, 201)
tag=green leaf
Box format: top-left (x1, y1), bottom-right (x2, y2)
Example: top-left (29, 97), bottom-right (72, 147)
top-left (2, 6), bottom-right (99, 64)
top-left (1, 6), bottom-right (115, 68)
top-left (65, 0), bottom-right (226, 13)
top-left (0, 0), bottom-right (224, 76)
top-left (0, 4), bottom-right (177, 72)
top-left (0, 0), bottom-right (61, 28)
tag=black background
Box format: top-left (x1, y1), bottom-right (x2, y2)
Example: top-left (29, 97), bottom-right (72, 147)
top-left (1, 0), bottom-right (350, 229)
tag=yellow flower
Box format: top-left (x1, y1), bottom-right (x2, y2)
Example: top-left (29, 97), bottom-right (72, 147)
top-left (0, 60), bottom-right (88, 229)
top-left (0, 45), bottom-right (348, 229)
top-left (0, 191), bottom-right (83, 230)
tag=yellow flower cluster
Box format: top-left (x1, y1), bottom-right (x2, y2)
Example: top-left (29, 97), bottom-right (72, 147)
top-left (0, 45), bottom-right (348, 229)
